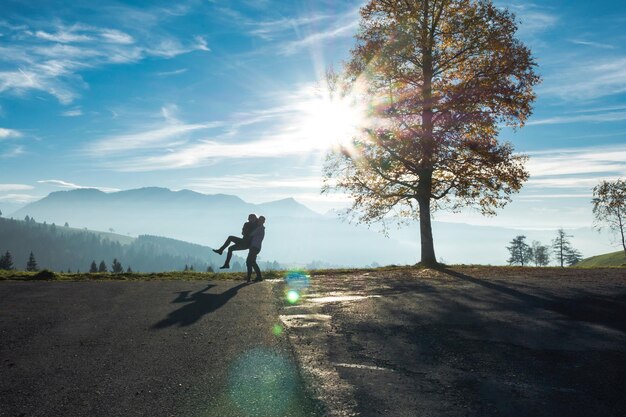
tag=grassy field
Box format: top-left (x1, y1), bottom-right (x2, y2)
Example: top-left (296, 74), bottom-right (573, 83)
top-left (0, 269), bottom-right (283, 281)
top-left (1, 263), bottom-right (623, 282)
top-left (577, 250), bottom-right (626, 267)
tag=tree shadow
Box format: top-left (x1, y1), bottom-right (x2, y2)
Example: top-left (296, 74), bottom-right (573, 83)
top-left (152, 282), bottom-right (249, 329)
top-left (435, 266), bottom-right (626, 333)
top-left (327, 267), bottom-right (626, 416)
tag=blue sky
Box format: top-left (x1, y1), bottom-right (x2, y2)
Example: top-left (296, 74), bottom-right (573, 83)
top-left (1, 0), bottom-right (626, 232)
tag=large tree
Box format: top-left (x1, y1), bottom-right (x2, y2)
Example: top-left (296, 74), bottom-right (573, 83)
top-left (592, 179), bottom-right (626, 256)
top-left (322, 0), bottom-right (539, 265)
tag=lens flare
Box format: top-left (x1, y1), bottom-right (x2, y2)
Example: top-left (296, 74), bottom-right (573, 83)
top-left (227, 347), bottom-right (297, 416)
top-left (284, 270), bottom-right (310, 291)
top-left (272, 324), bottom-right (283, 336)
top-left (286, 290), bottom-right (300, 304)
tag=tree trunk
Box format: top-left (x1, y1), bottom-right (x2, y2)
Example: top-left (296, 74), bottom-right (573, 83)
top-left (415, 3), bottom-right (437, 267)
top-left (617, 207), bottom-right (626, 256)
top-left (417, 172), bottom-right (437, 266)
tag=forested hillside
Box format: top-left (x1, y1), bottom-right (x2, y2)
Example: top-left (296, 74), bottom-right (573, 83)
top-left (0, 217), bottom-right (254, 272)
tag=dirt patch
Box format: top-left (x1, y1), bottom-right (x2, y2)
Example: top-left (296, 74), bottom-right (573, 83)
top-left (279, 267), bottom-right (626, 417)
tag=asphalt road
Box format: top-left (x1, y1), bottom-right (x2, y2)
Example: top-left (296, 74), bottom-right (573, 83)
top-left (0, 280), bottom-right (321, 417)
top-left (281, 267), bottom-right (626, 417)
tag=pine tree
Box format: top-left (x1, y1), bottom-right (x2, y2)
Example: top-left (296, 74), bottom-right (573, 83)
top-left (0, 251), bottom-right (14, 270)
top-left (89, 261), bottom-right (98, 273)
top-left (26, 252), bottom-right (39, 271)
top-left (552, 229), bottom-right (582, 267)
top-left (565, 248), bottom-right (583, 266)
top-left (507, 236), bottom-right (532, 266)
top-left (126, 266), bottom-right (133, 273)
top-left (189, 265), bottom-right (194, 271)
top-left (98, 260), bottom-right (108, 273)
top-left (111, 258), bottom-right (123, 274)
top-left (184, 264), bottom-right (189, 271)
top-left (207, 265), bottom-right (214, 273)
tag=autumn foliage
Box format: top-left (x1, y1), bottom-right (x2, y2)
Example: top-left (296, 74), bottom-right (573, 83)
top-left (323, 0), bottom-right (540, 265)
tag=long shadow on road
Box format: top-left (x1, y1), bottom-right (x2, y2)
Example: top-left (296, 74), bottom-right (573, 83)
top-left (152, 282), bottom-right (248, 329)
top-left (437, 267), bottom-right (626, 333)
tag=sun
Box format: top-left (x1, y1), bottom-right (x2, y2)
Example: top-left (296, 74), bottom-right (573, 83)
top-left (298, 87), bottom-right (368, 152)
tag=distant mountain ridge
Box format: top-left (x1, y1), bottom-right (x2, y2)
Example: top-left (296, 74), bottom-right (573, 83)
top-left (9, 187), bottom-right (616, 266)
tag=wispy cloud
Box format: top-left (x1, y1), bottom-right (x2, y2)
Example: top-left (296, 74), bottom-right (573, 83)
top-left (86, 121), bottom-right (223, 155)
top-left (186, 175), bottom-right (323, 191)
top-left (526, 176), bottom-right (621, 189)
top-left (525, 144), bottom-right (626, 189)
top-left (568, 39), bottom-right (615, 49)
top-left (37, 179), bottom-right (120, 192)
top-left (61, 107), bottom-right (83, 117)
top-left (248, 14), bottom-right (334, 40)
top-left (527, 110), bottom-right (626, 125)
top-left (279, 20), bottom-right (359, 55)
top-left (0, 183), bottom-right (33, 192)
top-left (504, 3), bottom-right (559, 37)
top-left (0, 193), bottom-right (41, 203)
top-left (156, 68), bottom-right (188, 77)
top-left (540, 57), bottom-right (626, 101)
top-left (90, 83), bottom-right (346, 171)
top-left (517, 193), bottom-right (591, 199)
top-left (0, 17), bottom-right (210, 103)
top-left (1, 146), bottom-right (25, 158)
top-left (0, 128), bottom-right (22, 139)
top-left (216, 5), bottom-right (360, 56)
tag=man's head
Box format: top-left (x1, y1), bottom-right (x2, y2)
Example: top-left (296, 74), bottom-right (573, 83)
top-left (258, 216), bottom-right (265, 225)
top-left (248, 214), bottom-right (257, 221)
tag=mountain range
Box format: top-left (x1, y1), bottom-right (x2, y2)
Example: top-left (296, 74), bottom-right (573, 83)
top-left (6, 187), bottom-right (616, 266)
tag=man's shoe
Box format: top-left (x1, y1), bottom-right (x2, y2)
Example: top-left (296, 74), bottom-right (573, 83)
top-left (212, 249), bottom-right (223, 255)
top-left (220, 264), bottom-right (229, 269)
top-left (253, 277), bottom-right (263, 282)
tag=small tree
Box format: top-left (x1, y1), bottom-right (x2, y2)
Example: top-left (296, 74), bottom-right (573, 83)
top-left (207, 265), bottom-right (215, 273)
top-left (531, 241), bottom-right (550, 267)
top-left (552, 229), bottom-right (581, 267)
top-left (98, 260), bottom-right (108, 273)
top-left (507, 235), bottom-right (532, 266)
top-left (89, 261), bottom-right (98, 273)
top-left (592, 179), bottom-right (626, 256)
top-left (565, 248), bottom-right (583, 266)
top-left (126, 266), bottom-right (133, 273)
top-left (26, 251), bottom-right (39, 271)
top-left (184, 264), bottom-right (189, 271)
top-left (111, 258), bottom-right (123, 274)
top-left (0, 251), bottom-right (14, 270)
top-left (64, 222), bottom-right (69, 227)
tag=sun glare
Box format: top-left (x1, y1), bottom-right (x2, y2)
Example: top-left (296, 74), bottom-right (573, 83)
top-left (299, 88), bottom-right (368, 152)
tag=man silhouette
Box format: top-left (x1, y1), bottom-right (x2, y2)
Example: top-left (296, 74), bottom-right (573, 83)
top-left (213, 214), bottom-right (258, 269)
top-left (246, 216), bottom-right (265, 282)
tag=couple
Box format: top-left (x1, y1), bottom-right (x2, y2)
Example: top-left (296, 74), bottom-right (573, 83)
top-left (213, 214), bottom-right (265, 282)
